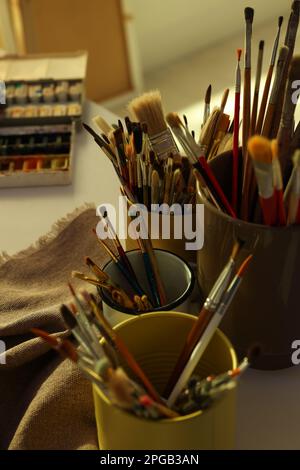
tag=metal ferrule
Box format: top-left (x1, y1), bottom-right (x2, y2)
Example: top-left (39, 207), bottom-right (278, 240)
top-left (204, 259), bottom-right (235, 311)
top-left (216, 277), bottom-right (242, 317)
top-left (150, 129), bottom-right (178, 160)
top-left (253, 161), bottom-right (274, 199)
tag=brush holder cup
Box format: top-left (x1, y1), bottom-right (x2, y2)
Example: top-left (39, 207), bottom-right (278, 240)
top-left (93, 312), bottom-right (237, 450)
top-left (123, 197), bottom-right (197, 264)
top-left (100, 249), bottom-right (195, 326)
top-left (196, 149), bottom-right (300, 370)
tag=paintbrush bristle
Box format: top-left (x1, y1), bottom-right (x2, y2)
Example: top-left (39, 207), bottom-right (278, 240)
top-left (237, 49), bottom-right (242, 61)
top-left (31, 328), bottom-right (58, 347)
top-left (128, 91), bottom-right (167, 136)
top-left (244, 7), bottom-right (254, 23)
top-left (237, 255), bottom-right (253, 277)
top-left (133, 125), bottom-right (143, 154)
top-left (278, 16), bottom-right (284, 28)
top-left (113, 127), bottom-right (124, 146)
top-left (92, 115), bottom-right (112, 134)
top-left (205, 85), bottom-right (212, 104)
top-left (60, 304), bottom-right (77, 330)
top-left (248, 136), bottom-right (273, 164)
top-left (259, 40), bottom-right (265, 50)
top-left (166, 112), bottom-right (183, 129)
top-left (71, 271), bottom-right (86, 281)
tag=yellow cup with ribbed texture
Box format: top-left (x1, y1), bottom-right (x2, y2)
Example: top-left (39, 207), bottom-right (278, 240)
top-left (93, 312), bottom-right (237, 450)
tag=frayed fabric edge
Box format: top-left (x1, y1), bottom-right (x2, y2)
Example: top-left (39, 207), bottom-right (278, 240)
top-left (0, 203), bottom-right (96, 267)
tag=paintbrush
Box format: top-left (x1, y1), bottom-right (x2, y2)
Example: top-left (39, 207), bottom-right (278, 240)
top-left (60, 304), bottom-right (95, 357)
top-left (277, 56), bottom-right (300, 178)
top-left (32, 328), bottom-right (106, 389)
top-left (248, 136), bottom-right (276, 225)
top-left (68, 283), bottom-right (104, 357)
top-left (202, 85), bottom-right (212, 128)
top-left (93, 115), bottom-right (114, 135)
top-left (85, 292), bottom-right (163, 404)
top-left (92, 229), bottom-right (146, 298)
top-left (241, 7), bottom-right (255, 221)
top-left (232, 49), bottom-right (242, 212)
top-left (167, 255), bottom-right (253, 407)
top-left (271, 140), bottom-right (286, 225)
top-left (285, 150), bottom-right (300, 224)
top-left (256, 16), bottom-right (283, 134)
top-left (166, 112), bottom-right (236, 217)
top-left (128, 91), bottom-right (178, 160)
top-left (271, 1), bottom-right (300, 138)
top-left (242, 7), bottom-right (254, 156)
top-left (100, 208), bottom-right (137, 280)
top-left (251, 40), bottom-right (264, 135)
top-left (136, 237), bottom-right (161, 308)
top-left (261, 46), bottom-right (289, 138)
top-left (164, 240), bottom-right (241, 397)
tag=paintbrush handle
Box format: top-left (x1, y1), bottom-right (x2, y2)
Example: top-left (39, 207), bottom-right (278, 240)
top-left (242, 68), bottom-right (251, 157)
top-left (259, 194), bottom-right (277, 225)
top-left (116, 246), bottom-right (137, 281)
top-left (142, 251), bottom-right (161, 308)
top-left (196, 157), bottom-right (236, 218)
top-left (164, 308), bottom-right (214, 398)
top-left (256, 66), bottom-right (274, 134)
top-left (115, 260), bottom-right (145, 297)
top-left (275, 189), bottom-right (287, 226)
top-left (262, 103), bottom-right (276, 138)
top-left (232, 92), bottom-right (240, 212)
top-left (143, 239), bottom-right (167, 305)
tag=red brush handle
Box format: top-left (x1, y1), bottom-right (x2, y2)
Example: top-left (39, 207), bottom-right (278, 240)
top-left (198, 155), bottom-right (237, 218)
top-left (275, 189), bottom-right (287, 226)
top-left (232, 92), bottom-right (240, 212)
top-left (259, 194), bottom-right (277, 226)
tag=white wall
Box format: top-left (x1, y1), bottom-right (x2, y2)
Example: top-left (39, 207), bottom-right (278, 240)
top-left (129, 0), bottom-right (291, 73)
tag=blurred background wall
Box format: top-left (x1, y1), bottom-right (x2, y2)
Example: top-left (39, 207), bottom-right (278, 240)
top-left (0, 0), bottom-right (295, 124)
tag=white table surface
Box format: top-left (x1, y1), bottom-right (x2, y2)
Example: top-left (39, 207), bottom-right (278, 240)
top-left (1, 100), bottom-right (300, 450)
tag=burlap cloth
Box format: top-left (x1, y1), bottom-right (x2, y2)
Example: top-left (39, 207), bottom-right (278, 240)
top-left (0, 206), bottom-right (109, 450)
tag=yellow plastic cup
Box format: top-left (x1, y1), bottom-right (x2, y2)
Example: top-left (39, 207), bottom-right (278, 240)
top-left (93, 312), bottom-right (237, 450)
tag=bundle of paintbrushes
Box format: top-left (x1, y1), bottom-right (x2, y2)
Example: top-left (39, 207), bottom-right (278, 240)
top-left (83, 2), bottom-right (300, 226)
top-left (31, 243), bottom-right (253, 418)
top-left (191, 2), bottom-right (300, 225)
top-left (71, 210), bottom-right (167, 311)
top-left (83, 93), bottom-right (196, 210)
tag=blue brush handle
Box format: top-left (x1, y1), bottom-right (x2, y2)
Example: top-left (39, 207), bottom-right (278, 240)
top-left (142, 252), bottom-right (161, 308)
top-left (116, 260), bottom-right (145, 297)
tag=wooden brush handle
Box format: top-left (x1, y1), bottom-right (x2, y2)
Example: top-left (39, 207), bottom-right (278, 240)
top-left (242, 68), bottom-right (251, 157)
top-left (256, 66), bottom-right (273, 134)
top-left (262, 103), bottom-right (276, 138)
